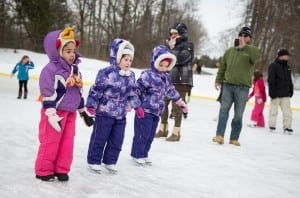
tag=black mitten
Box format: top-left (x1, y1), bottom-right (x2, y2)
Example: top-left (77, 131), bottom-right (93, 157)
top-left (80, 111), bottom-right (94, 127)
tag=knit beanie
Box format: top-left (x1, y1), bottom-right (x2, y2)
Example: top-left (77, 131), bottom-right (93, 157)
top-left (56, 27), bottom-right (80, 56)
top-left (277, 49), bottom-right (290, 57)
top-left (238, 27), bottom-right (252, 38)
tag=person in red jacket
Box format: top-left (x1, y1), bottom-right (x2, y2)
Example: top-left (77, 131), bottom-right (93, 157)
top-left (247, 71), bottom-right (266, 127)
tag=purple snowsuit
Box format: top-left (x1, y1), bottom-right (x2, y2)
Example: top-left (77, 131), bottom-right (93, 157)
top-left (86, 38), bottom-right (141, 165)
top-left (131, 45), bottom-right (180, 159)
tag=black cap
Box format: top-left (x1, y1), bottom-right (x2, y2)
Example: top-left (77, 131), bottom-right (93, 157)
top-left (238, 27), bottom-right (252, 38)
top-left (277, 49), bottom-right (290, 57)
top-left (170, 22), bottom-right (188, 35)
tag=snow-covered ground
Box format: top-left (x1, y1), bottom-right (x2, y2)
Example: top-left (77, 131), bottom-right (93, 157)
top-left (0, 48), bottom-right (300, 198)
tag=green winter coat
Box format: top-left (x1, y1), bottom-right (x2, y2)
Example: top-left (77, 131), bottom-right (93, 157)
top-left (216, 45), bottom-right (261, 87)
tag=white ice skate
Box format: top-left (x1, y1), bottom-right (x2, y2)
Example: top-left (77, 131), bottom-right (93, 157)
top-left (88, 164), bottom-right (102, 173)
top-left (142, 157), bottom-right (152, 166)
top-left (105, 164), bottom-right (118, 174)
top-left (132, 157), bottom-right (146, 166)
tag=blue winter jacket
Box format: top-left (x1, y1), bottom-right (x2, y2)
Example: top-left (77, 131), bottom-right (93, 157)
top-left (137, 46), bottom-right (180, 117)
top-left (12, 61), bottom-right (34, 81)
top-left (86, 38), bottom-right (141, 119)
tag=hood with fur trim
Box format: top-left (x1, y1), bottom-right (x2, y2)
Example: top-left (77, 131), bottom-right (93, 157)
top-left (109, 38), bottom-right (134, 67)
top-left (43, 29), bottom-right (81, 65)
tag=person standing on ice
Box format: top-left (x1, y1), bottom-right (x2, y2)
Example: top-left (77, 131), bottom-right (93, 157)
top-left (86, 38), bottom-right (142, 173)
top-left (213, 26), bottom-right (261, 146)
top-left (130, 45), bottom-right (188, 165)
top-left (155, 22), bottom-right (194, 141)
top-left (247, 71), bottom-right (266, 128)
top-left (35, 27), bottom-right (93, 182)
top-left (10, 55), bottom-right (34, 99)
top-left (267, 49), bottom-right (294, 133)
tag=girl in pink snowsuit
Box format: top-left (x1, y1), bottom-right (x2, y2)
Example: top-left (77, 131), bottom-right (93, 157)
top-left (248, 71), bottom-right (266, 127)
top-left (35, 27), bottom-right (92, 182)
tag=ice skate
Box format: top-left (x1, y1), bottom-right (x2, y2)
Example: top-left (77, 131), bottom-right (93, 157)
top-left (54, 173), bottom-right (69, 181)
top-left (105, 164), bottom-right (118, 174)
top-left (132, 157), bottom-right (146, 166)
top-left (35, 174), bottom-right (55, 182)
top-left (88, 163), bottom-right (102, 173)
top-left (143, 157), bottom-right (152, 166)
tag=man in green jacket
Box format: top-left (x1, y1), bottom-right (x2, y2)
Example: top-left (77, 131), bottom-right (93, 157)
top-left (213, 27), bottom-right (261, 146)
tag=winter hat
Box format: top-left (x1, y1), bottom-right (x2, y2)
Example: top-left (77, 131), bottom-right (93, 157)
top-left (238, 26), bottom-right (252, 38)
top-left (154, 53), bottom-right (177, 71)
top-left (277, 49), bottom-right (290, 57)
top-left (161, 58), bottom-right (172, 65)
top-left (169, 22), bottom-right (188, 35)
top-left (116, 41), bottom-right (134, 64)
top-left (56, 27), bottom-right (80, 56)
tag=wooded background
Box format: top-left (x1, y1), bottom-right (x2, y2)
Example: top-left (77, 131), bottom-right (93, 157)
top-left (0, 0), bottom-right (299, 75)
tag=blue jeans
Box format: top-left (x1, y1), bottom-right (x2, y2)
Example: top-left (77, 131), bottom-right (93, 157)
top-left (216, 83), bottom-right (249, 140)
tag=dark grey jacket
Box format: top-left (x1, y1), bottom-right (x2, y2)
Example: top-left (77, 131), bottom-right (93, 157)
top-left (167, 34), bottom-right (194, 87)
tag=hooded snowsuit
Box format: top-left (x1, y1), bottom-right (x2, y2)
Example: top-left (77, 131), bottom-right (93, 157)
top-left (248, 77), bottom-right (266, 127)
top-left (35, 29), bottom-right (84, 176)
top-left (131, 45), bottom-right (180, 158)
top-left (86, 38), bottom-right (140, 165)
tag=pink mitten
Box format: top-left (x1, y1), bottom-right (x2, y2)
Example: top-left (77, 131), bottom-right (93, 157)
top-left (135, 107), bottom-right (145, 118)
top-left (86, 108), bottom-right (95, 117)
top-left (176, 98), bottom-right (188, 113)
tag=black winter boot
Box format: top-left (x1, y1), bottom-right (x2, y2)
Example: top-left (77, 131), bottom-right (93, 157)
top-left (17, 91), bottom-right (22, 99)
top-left (23, 91), bottom-right (28, 99)
top-left (36, 174), bottom-right (55, 181)
top-left (54, 173), bottom-right (69, 181)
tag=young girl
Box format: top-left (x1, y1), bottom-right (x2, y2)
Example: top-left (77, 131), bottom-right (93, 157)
top-left (130, 45), bottom-right (188, 165)
top-left (247, 71), bottom-right (266, 127)
top-left (35, 27), bottom-right (91, 181)
top-left (11, 55), bottom-right (34, 99)
top-left (86, 38), bottom-right (142, 173)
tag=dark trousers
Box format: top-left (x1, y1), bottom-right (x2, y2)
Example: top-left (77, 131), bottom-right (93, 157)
top-left (87, 116), bottom-right (126, 165)
top-left (131, 113), bottom-right (159, 158)
top-left (19, 80), bottom-right (28, 93)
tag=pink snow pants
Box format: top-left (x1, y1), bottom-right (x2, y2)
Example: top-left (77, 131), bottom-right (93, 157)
top-left (250, 102), bottom-right (265, 127)
top-left (35, 108), bottom-right (76, 176)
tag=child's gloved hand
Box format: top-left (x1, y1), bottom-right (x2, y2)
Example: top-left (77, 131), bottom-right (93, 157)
top-left (135, 107), bottom-right (144, 119)
top-left (256, 98), bottom-right (263, 104)
top-left (45, 108), bottom-right (63, 132)
top-left (176, 98), bottom-right (188, 113)
top-left (79, 108), bottom-right (95, 127)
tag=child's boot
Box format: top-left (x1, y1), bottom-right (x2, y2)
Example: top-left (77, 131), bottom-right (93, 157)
top-left (17, 91), bottom-right (22, 99)
top-left (166, 126), bottom-right (180, 141)
top-left (155, 123), bottom-right (168, 138)
top-left (54, 173), bottom-right (69, 181)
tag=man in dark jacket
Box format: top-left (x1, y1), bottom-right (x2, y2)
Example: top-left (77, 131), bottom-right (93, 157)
top-left (155, 22), bottom-right (194, 141)
top-left (268, 49), bottom-right (294, 133)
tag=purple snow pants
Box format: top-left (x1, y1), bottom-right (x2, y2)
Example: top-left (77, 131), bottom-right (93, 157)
top-left (87, 115), bottom-right (126, 165)
top-left (131, 113), bottom-right (159, 158)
